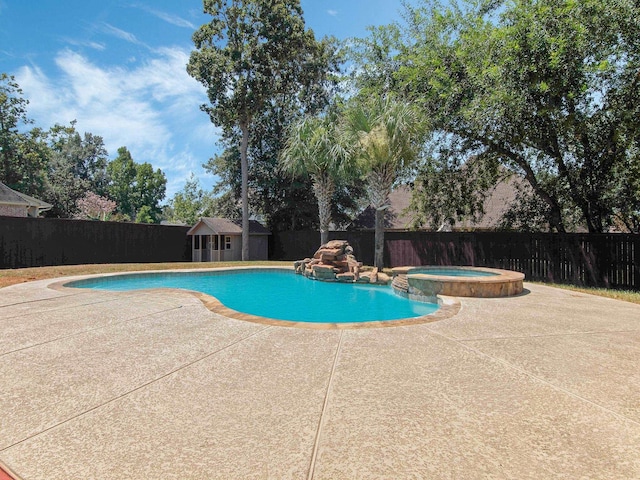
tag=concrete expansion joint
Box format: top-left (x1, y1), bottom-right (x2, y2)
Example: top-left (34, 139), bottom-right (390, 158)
top-left (0, 304), bottom-right (189, 359)
top-left (307, 330), bottom-right (344, 480)
top-left (0, 291), bottom-right (85, 309)
top-left (426, 326), bottom-right (640, 428)
top-left (0, 325), bottom-right (273, 454)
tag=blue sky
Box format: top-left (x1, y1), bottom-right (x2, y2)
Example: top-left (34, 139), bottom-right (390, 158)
top-left (0, 0), bottom-right (411, 200)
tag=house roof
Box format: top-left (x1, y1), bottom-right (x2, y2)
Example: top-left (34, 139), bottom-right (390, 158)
top-left (350, 188), bottom-right (418, 230)
top-left (0, 182), bottom-right (52, 210)
top-left (351, 174), bottom-right (523, 232)
top-left (187, 217), bottom-right (271, 236)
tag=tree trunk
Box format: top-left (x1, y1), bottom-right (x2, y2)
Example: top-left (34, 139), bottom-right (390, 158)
top-left (312, 174), bottom-right (334, 247)
top-left (369, 170), bottom-right (393, 269)
top-left (488, 141), bottom-right (567, 233)
top-left (374, 207), bottom-right (385, 269)
top-left (240, 122), bottom-right (250, 261)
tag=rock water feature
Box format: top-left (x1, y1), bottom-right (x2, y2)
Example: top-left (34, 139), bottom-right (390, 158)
top-left (294, 240), bottom-right (390, 284)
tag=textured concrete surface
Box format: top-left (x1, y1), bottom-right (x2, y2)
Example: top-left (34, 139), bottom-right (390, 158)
top-left (1, 275), bottom-right (639, 479)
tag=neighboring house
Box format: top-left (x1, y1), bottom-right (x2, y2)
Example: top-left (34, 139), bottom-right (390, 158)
top-left (349, 187), bottom-right (418, 231)
top-left (0, 182), bottom-right (52, 218)
top-left (350, 175), bottom-right (522, 232)
top-left (187, 217), bottom-right (271, 262)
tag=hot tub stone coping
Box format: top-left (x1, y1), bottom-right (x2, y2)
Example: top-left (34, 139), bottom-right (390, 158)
top-left (393, 266), bottom-right (525, 282)
top-left (392, 266), bottom-right (525, 298)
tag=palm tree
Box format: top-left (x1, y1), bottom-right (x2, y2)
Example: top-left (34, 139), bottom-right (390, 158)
top-left (280, 114), bottom-right (352, 245)
top-left (348, 96), bottom-right (423, 268)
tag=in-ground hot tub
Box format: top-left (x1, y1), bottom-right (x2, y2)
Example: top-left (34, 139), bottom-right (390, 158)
top-left (392, 266), bottom-right (525, 299)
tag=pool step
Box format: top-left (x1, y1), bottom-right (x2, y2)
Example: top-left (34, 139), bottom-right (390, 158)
top-left (391, 274), bottom-right (409, 294)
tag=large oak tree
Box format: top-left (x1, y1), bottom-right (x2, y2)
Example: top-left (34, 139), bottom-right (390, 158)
top-left (394, 0), bottom-right (640, 233)
top-left (188, 0), bottom-right (337, 258)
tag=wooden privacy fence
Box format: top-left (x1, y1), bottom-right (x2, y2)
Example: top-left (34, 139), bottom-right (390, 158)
top-left (0, 216), bottom-right (191, 268)
top-left (2, 218), bottom-right (638, 291)
top-left (271, 230), bottom-right (640, 290)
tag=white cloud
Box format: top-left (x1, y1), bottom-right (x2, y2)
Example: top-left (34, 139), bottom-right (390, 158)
top-left (62, 37), bottom-right (106, 51)
top-left (15, 47), bottom-right (220, 199)
top-left (139, 6), bottom-right (196, 29)
top-left (100, 23), bottom-right (144, 46)
top-left (327, 9), bottom-right (338, 17)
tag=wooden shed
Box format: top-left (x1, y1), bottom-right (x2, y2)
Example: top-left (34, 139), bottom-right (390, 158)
top-left (187, 217), bottom-right (270, 262)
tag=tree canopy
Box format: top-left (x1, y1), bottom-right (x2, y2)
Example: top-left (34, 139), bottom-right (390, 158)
top-left (106, 147), bottom-right (166, 223)
top-left (280, 113), bottom-right (353, 244)
top-left (387, 0), bottom-right (640, 233)
top-left (0, 74), bottom-right (49, 197)
top-left (347, 96), bottom-right (424, 267)
top-left (168, 173), bottom-right (212, 225)
top-left (44, 122), bottom-right (109, 218)
top-left (1, 74), bottom-right (168, 223)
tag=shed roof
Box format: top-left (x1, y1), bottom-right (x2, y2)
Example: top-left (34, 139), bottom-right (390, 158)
top-left (0, 182), bottom-right (52, 210)
top-left (187, 217), bottom-right (270, 236)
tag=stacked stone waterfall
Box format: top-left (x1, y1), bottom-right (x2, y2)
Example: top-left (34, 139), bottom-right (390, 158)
top-left (294, 240), bottom-right (389, 284)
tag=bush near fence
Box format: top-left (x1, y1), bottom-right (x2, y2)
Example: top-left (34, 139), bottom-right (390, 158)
top-left (0, 216), bottom-right (191, 268)
top-left (271, 230), bottom-right (640, 291)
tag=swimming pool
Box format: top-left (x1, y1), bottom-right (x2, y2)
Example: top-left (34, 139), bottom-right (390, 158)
top-left (66, 269), bottom-right (439, 324)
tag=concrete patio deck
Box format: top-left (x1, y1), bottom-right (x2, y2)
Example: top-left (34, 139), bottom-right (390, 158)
top-left (0, 274), bottom-right (639, 479)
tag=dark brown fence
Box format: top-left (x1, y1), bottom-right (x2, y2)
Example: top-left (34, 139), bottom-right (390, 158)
top-left (3, 218), bottom-right (638, 290)
top-left (271, 230), bottom-right (640, 290)
top-left (0, 216), bottom-right (191, 268)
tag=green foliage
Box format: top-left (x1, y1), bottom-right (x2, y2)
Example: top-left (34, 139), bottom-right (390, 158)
top-left (106, 147), bottom-right (137, 218)
top-left (168, 173), bottom-right (212, 225)
top-left (106, 147), bottom-right (166, 223)
top-left (346, 95), bottom-right (424, 266)
top-left (346, 24), bottom-right (404, 99)
top-left (43, 122), bottom-right (109, 218)
top-left (391, 0), bottom-right (640, 233)
top-left (409, 147), bottom-right (502, 230)
top-left (0, 74), bottom-right (49, 197)
top-left (188, 0), bottom-right (337, 131)
top-left (612, 147), bottom-right (640, 233)
top-left (280, 113), bottom-right (355, 243)
top-left (347, 96), bottom-right (422, 192)
top-left (135, 205), bottom-right (154, 224)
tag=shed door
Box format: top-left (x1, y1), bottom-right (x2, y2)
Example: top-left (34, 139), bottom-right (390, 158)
top-left (201, 235), bottom-right (210, 261)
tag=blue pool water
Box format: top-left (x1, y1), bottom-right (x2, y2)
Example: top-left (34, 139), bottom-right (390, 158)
top-left (410, 268), bottom-right (499, 277)
top-left (67, 269), bottom-right (439, 323)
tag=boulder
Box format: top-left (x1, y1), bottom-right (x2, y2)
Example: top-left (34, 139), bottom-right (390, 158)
top-left (294, 240), bottom-right (363, 283)
top-left (336, 272), bottom-right (356, 282)
top-left (323, 239), bottom-right (349, 250)
top-left (369, 267), bottom-right (379, 284)
top-left (294, 258), bottom-right (312, 275)
top-left (312, 264), bottom-right (338, 280)
top-left (377, 272), bottom-right (391, 285)
top-left (320, 253), bottom-right (337, 263)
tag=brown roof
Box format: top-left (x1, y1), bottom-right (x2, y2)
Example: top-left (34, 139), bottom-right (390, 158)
top-left (351, 175), bottom-right (523, 231)
top-left (187, 217), bottom-right (270, 236)
top-left (0, 182), bottom-right (52, 210)
top-left (350, 188), bottom-right (418, 230)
